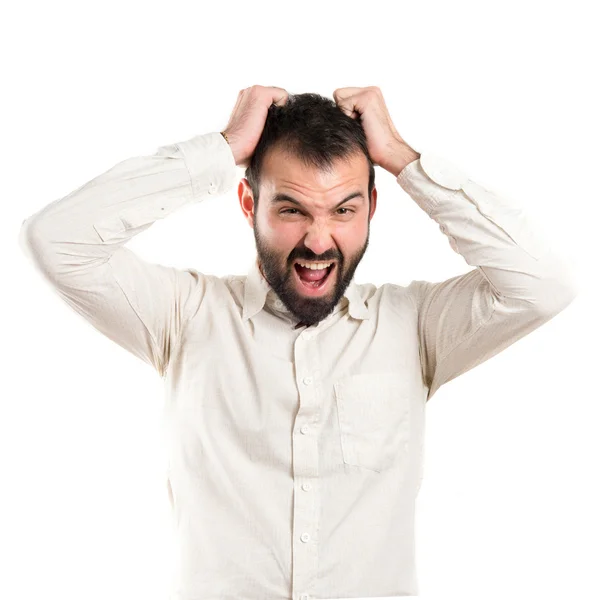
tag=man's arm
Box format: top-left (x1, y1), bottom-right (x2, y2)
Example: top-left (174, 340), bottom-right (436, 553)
top-left (330, 87), bottom-right (577, 401)
top-left (396, 153), bottom-right (578, 402)
top-left (18, 132), bottom-right (237, 378)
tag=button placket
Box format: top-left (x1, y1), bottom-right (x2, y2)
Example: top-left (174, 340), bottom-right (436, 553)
top-left (291, 327), bottom-right (321, 600)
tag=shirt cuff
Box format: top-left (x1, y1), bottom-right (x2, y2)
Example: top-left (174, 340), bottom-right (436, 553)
top-left (175, 131), bottom-right (238, 200)
top-left (396, 152), bottom-right (551, 261)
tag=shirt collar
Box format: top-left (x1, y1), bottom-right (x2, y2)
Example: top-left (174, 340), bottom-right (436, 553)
top-left (242, 255), bottom-right (370, 323)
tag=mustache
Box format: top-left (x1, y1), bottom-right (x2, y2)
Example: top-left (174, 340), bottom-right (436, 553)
top-left (291, 255), bottom-right (340, 263)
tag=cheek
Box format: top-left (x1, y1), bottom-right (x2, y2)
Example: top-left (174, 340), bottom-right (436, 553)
top-left (265, 217), bottom-right (301, 242)
top-left (336, 221), bottom-right (367, 248)
top-left (261, 220), bottom-right (298, 254)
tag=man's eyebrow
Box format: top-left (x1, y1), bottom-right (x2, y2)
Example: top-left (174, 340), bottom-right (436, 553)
top-left (270, 191), bottom-right (365, 209)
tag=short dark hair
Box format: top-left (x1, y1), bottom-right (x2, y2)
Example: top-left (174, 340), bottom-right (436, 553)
top-left (244, 92), bottom-right (375, 212)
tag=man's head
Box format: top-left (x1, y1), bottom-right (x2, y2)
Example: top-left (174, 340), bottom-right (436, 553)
top-left (238, 92), bottom-right (377, 327)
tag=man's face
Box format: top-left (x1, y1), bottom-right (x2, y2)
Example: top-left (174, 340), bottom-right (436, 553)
top-left (239, 147), bottom-right (377, 327)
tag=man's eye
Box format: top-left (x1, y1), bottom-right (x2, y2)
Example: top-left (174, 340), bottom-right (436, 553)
top-left (280, 208), bottom-right (354, 215)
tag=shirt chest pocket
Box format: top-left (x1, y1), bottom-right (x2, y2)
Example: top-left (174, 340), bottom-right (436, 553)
top-left (333, 373), bottom-right (411, 473)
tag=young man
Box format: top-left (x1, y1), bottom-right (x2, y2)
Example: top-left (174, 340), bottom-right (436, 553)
top-left (19, 85), bottom-right (577, 600)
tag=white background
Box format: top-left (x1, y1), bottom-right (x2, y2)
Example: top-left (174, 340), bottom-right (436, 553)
top-left (2, 1), bottom-right (598, 599)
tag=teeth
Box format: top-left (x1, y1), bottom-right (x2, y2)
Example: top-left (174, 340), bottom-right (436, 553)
top-left (296, 261), bottom-right (333, 270)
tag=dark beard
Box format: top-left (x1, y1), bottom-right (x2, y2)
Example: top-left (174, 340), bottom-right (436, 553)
top-left (253, 222), bottom-right (369, 327)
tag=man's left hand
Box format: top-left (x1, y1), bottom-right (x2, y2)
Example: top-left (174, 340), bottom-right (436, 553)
top-left (333, 86), bottom-right (420, 177)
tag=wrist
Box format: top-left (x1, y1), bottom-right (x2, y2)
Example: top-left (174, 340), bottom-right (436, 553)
top-left (384, 140), bottom-right (421, 178)
top-left (221, 130), bottom-right (245, 167)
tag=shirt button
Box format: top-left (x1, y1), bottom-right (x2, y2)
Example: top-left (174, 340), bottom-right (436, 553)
top-left (300, 425), bottom-right (310, 434)
top-left (300, 532), bottom-right (310, 543)
top-left (303, 377), bottom-right (313, 385)
top-left (300, 595), bottom-right (310, 600)
top-left (207, 182), bottom-right (217, 194)
top-left (302, 482), bottom-right (312, 491)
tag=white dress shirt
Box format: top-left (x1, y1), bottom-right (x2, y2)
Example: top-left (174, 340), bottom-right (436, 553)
top-left (18, 131), bottom-right (577, 600)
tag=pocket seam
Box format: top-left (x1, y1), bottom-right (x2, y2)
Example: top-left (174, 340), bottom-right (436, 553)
top-left (334, 373), bottom-right (410, 473)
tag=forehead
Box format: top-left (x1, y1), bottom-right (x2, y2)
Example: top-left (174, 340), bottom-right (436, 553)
top-left (260, 147), bottom-right (369, 199)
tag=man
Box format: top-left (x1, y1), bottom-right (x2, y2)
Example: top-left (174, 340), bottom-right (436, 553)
top-left (19, 85), bottom-right (577, 600)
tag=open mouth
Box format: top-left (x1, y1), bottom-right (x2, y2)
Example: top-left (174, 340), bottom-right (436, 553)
top-left (293, 262), bottom-right (336, 291)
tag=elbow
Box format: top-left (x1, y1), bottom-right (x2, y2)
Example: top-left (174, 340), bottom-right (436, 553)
top-left (19, 215), bottom-right (47, 263)
top-left (539, 282), bottom-right (578, 318)
top-left (19, 215), bottom-right (39, 261)
top-left (535, 258), bottom-right (579, 317)
top-left (18, 215), bottom-right (56, 274)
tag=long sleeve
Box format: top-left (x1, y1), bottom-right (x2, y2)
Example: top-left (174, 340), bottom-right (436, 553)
top-left (18, 131), bottom-right (238, 378)
top-left (397, 152), bottom-right (578, 402)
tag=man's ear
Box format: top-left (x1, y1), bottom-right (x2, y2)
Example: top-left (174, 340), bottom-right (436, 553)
top-left (238, 178), bottom-right (256, 228)
top-left (369, 186), bottom-right (377, 221)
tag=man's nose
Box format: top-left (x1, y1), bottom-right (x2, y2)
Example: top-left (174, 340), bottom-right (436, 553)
top-left (301, 224), bottom-right (336, 257)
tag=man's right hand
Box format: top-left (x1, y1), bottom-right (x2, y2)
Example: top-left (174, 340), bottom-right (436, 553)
top-left (222, 85), bottom-right (289, 168)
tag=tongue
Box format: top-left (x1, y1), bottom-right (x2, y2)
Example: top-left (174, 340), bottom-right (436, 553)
top-left (296, 264), bottom-right (328, 281)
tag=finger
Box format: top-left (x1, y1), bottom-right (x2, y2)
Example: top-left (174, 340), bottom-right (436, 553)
top-left (338, 104), bottom-right (355, 117)
top-left (335, 95), bottom-right (361, 119)
top-left (268, 86), bottom-right (289, 106)
top-left (333, 87), bottom-right (364, 102)
top-left (333, 87), bottom-right (368, 120)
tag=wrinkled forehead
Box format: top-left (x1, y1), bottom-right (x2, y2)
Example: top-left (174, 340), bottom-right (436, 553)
top-left (260, 146), bottom-right (370, 196)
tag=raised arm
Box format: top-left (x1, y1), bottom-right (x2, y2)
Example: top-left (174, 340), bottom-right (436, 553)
top-left (18, 131), bottom-right (238, 377)
top-left (397, 154), bottom-right (578, 402)
top-left (18, 86), bottom-right (289, 379)
top-left (332, 85), bottom-right (578, 403)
